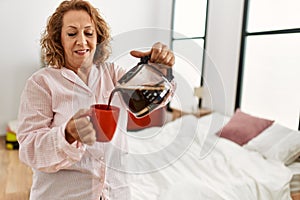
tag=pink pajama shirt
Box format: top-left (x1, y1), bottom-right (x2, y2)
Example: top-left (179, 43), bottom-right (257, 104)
top-left (17, 63), bottom-right (130, 200)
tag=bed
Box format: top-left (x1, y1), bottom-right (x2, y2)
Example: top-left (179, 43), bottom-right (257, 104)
top-left (123, 110), bottom-right (300, 200)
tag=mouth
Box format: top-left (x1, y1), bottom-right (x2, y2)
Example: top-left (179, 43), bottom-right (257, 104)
top-left (74, 49), bottom-right (89, 55)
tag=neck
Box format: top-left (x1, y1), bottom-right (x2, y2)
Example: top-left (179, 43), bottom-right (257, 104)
top-left (66, 64), bottom-right (92, 85)
top-left (77, 66), bottom-right (92, 85)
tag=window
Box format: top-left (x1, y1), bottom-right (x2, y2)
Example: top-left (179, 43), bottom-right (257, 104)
top-left (237, 0), bottom-right (300, 130)
top-left (170, 0), bottom-right (209, 112)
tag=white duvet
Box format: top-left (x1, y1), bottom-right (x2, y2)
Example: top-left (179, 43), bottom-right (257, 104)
top-left (124, 113), bottom-right (293, 200)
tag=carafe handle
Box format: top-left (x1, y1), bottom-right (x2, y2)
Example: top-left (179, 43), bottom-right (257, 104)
top-left (139, 55), bottom-right (151, 64)
top-left (139, 56), bottom-right (174, 82)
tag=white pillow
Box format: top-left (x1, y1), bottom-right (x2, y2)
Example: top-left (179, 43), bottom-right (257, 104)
top-left (243, 123), bottom-right (300, 165)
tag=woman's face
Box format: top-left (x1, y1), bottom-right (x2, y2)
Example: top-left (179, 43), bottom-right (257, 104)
top-left (61, 10), bottom-right (97, 71)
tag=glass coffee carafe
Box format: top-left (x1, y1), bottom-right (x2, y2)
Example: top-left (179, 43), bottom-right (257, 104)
top-left (107, 56), bottom-right (174, 118)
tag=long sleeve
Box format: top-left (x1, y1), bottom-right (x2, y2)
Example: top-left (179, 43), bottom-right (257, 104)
top-left (17, 75), bottom-right (85, 173)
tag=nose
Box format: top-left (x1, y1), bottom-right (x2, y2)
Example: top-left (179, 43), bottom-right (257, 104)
top-left (76, 32), bottom-right (87, 45)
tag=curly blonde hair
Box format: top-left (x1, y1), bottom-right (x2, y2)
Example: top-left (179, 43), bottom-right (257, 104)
top-left (40, 0), bottom-right (111, 68)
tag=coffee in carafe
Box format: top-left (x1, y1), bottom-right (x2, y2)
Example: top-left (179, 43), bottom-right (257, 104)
top-left (106, 56), bottom-right (174, 118)
top-left (107, 84), bottom-right (170, 118)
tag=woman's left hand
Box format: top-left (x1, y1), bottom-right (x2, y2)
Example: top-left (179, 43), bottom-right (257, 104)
top-left (130, 42), bottom-right (175, 67)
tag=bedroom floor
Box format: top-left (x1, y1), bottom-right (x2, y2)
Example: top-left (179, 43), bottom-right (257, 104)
top-left (0, 136), bottom-right (32, 200)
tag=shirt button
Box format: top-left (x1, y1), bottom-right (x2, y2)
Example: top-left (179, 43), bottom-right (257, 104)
top-left (100, 156), bottom-right (104, 160)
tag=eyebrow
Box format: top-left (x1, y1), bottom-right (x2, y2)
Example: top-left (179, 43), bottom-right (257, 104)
top-left (66, 25), bottom-right (94, 29)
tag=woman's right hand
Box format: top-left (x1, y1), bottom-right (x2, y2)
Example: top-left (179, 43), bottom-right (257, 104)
top-left (65, 109), bottom-right (96, 146)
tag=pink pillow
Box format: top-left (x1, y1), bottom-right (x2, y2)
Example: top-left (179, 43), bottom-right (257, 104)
top-left (217, 109), bottom-right (274, 145)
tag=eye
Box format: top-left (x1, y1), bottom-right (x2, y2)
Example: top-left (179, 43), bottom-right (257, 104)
top-left (67, 33), bottom-right (76, 37)
top-left (85, 32), bottom-right (94, 37)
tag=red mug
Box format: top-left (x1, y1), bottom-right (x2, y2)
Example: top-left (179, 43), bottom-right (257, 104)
top-left (90, 104), bottom-right (120, 142)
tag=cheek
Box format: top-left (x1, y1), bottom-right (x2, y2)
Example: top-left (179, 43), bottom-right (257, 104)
top-left (61, 36), bottom-right (73, 52)
top-left (62, 42), bottom-right (73, 56)
top-left (90, 38), bottom-right (97, 49)
top-left (61, 37), bottom-right (67, 53)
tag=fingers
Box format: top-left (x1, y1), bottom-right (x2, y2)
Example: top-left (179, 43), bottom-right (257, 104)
top-left (76, 120), bottom-right (96, 145)
top-left (150, 42), bottom-right (175, 67)
top-left (65, 109), bottom-right (96, 146)
top-left (150, 42), bottom-right (167, 62)
top-left (130, 42), bottom-right (175, 67)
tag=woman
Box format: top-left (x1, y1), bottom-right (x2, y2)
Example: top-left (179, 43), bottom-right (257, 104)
top-left (17, 0), bottom-right (175, 199)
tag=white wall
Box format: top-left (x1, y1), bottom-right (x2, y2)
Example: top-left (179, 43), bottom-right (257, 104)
top-left (203, 0), bottom-right (245, 116)
top-left (0, 0), bottom-right (246, 135)
top-left (0, 0), bottom-right (173, 135)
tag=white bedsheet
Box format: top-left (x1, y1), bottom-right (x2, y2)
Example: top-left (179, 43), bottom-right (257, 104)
top-left (125, 113), bottom-right (293, 200)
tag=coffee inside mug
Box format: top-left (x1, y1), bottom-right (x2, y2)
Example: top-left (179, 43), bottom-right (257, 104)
top-left (90, 104), bottom-right (120, 142)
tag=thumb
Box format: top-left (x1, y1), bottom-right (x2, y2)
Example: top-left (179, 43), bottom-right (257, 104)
top-left (130, 50), bottom-right (151, 58)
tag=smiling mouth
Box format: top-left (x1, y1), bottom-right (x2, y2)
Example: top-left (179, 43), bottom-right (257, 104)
top-left (75, 49), bottom-right (89, 55)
